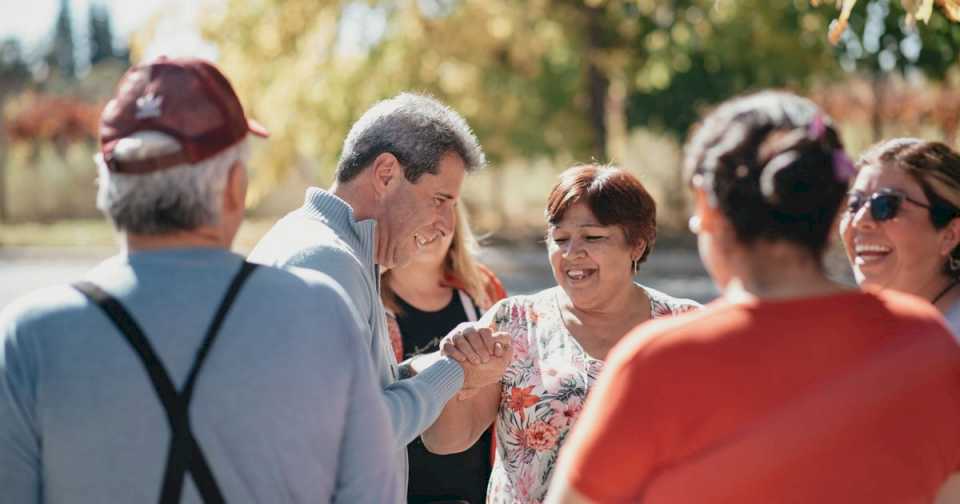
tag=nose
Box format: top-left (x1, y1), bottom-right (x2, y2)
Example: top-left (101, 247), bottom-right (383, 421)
top-left (849, 202), bottom-right (877, 230)
top-left (437, 202), bottom-right (456, 236)
top-left (562, 237), bottom-right (586, 258)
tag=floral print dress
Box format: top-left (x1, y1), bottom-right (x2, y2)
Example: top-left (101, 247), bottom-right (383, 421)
top-left (480, 285), bottom-right (700, 503)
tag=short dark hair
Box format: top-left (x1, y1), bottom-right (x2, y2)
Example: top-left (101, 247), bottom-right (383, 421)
top-left (334, 93), bottom-right (485, 183)
top-left (683, 90), bottom-right (848, 258)
top-left (545, 164), bottom-right (657, 264)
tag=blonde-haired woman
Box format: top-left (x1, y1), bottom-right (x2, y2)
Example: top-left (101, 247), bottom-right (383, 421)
top-left (383, 203), bottom-right (506, 504)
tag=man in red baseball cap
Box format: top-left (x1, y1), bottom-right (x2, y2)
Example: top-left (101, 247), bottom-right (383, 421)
top-left (0, 57), bottom-right (400, 503)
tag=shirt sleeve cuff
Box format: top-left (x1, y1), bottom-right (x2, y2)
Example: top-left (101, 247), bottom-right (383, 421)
top-left (415, 355), bottom-right (465, 401)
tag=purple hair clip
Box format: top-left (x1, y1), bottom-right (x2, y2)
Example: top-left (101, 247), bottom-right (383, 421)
top-left (809, 113), bottom-right (855, 182)
top-left (809, 113), bottom-right (827, 140)
top-left (833, 149), bottom-right (856, 182)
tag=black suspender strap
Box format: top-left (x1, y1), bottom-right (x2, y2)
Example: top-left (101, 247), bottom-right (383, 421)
top-left (73, 261), bottom-right (259, 504)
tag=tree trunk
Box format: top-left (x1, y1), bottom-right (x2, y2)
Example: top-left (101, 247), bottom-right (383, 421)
top-left (871, 73), bottom-right (885, 143)
top-left (605, 75), bottom-right (628, 164)
top-left (586, 7), bottom-right (608, 161)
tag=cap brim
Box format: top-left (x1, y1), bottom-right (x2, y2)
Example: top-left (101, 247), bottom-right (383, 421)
top-left (247, 118), bottom-right (269, 138)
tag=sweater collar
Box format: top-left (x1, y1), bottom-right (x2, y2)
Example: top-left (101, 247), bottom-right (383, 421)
top-left (301, 187), bottom-right (379, 275)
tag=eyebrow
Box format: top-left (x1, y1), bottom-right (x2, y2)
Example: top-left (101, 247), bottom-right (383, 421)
top-left (550, 223), bottom-right (606, 230)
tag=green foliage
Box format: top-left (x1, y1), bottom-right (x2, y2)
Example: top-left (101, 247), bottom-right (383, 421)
top-left (47, 0), bottom-right (76, 80)
top-left (200, 0), bottom-right (959, 202)
top-left (629, 1), bottom-right (840, 138)
top-left (0, 40), bottom-right (31, 98)
top-left (832, 0), bottom-right (960, 78)
top-left (89, 3), bottom-right (116, 65)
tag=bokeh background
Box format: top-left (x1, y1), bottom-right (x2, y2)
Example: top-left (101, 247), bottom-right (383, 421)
top-left (2, 0), bottom-right (959, 306)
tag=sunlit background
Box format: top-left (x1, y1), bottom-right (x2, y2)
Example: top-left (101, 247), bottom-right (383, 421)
top-left (1, 0), bottom-right (959, 304)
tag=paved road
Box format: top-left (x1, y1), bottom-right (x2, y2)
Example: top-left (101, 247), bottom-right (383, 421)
top-left (0, 244), bottom-right (719, 310)
top-left (0, 249), bottom-right (113, 309)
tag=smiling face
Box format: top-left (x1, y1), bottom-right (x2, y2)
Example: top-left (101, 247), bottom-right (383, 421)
top-left (547, 201), bottom-right (644, 310)
top-left (377, 151), bottom-right (465, 270)
top-left (406, 217), bottom-right (456, 269)
top-left (839, 163), bottom-right (953, 297)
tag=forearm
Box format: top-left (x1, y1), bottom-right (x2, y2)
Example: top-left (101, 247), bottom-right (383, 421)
top-left (383, 355), bottom-right (464, 445)
top-left (421, 383), bottom-right (498, 454)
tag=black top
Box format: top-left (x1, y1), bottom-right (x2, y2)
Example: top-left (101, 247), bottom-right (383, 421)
top-left (395, 291), bottom-right (493, 504)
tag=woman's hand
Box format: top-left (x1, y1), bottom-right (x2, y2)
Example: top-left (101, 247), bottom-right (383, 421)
top-left (439, 323), bottom-right (512, 390)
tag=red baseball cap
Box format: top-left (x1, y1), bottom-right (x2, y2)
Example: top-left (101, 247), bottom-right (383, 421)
top-left (99, 56), bottom-right (268, 174)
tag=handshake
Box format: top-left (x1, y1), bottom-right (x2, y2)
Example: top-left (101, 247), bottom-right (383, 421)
top-left (441, 323), bottom-right (513, 394)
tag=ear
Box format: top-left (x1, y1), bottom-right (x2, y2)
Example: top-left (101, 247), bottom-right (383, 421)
top-left (940, 217), bottom-right (960, 257)
top-left (631, 240), bottom-right (647, 263)
top-left (693, 188), bottom-right (724, 234)
top-left (224, 160), bottom-right (247, 216)
top-left (369, 152), bottom-right (403, 199)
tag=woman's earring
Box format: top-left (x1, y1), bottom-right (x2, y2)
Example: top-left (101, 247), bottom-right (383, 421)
top-left (631, 258), bottom-right (640, 276)
top-left (688, 215), bottom-right (702, 234)
top-left (949, 254), bottom-right (960, 273)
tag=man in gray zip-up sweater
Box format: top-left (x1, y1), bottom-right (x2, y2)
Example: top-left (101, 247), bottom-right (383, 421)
top-left (249, 93), bottom-right (511, 493)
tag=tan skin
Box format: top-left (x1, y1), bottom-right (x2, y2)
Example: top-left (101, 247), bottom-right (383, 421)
top-left (124, 160), bottom-right (247, 252)
top-left (388, 222), bottom-right (457, 311)
top-left (330, 151), bottom-right (463, 272)
top-left (422, 202), bottom-right (650, 454)
top-left (549, 203), bottom-right (650, 360)
top-left (839, 163), bottom-right (960, 313)
top-left (331, 150), bottom-right (512, 390)
top-left (546, 190), bottom-right (849, 504)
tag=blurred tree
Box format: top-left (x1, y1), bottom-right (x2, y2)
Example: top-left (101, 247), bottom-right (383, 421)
top-left (0, 39), bottom-right (32, 222)
top-left (199, 0), bottom-right (598, 209)
top-left (628, 0), bottom-right (840, 139)
top-left (824, 0), bottom-right (960, 140)
top-left (47, 0), bottom-right (77, 81)
top-left (89, 3), bottom-right (116, 65)
top-left (818, 0), bottom-right (960, 44)
top-left (0, 40), bottom-right (31, 93)
top-left (199, 0), bottom-right (851, 208)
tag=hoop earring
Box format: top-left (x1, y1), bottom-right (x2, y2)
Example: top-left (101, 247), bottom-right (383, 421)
top-left (950, 254), bottom-right (960, 273)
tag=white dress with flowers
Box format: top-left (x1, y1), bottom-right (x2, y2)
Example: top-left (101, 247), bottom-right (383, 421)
top-left (480, 285), bottom-right (700, 504)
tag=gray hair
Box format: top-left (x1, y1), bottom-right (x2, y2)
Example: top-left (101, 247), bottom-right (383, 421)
top-left (95, 133), bottom-right (250, 235)
top-left (335, 92), bottom-right (485, 183)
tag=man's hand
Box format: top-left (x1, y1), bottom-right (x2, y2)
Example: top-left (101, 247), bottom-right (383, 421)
top-left (440, 323), bottom-right (512, 390)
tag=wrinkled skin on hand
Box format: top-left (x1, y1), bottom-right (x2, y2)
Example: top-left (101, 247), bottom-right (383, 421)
top-left (440, 322), bottom-right (512, 395)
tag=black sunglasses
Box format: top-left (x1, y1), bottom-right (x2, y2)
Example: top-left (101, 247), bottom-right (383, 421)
top-left (845, 188), bottom-right (932, 222)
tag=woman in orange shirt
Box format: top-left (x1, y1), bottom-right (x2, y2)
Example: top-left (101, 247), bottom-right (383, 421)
top-left (548, 91), bottom-right (960, 504)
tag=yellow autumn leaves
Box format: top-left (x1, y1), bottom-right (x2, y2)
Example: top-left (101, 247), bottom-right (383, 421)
top-left (817, 0), bottom-right (960, 44)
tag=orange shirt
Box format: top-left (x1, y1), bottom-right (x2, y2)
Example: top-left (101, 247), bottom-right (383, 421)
top-left (559, 290), bottom-right (960, 503)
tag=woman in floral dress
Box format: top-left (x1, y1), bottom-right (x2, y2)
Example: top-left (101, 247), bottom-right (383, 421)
top-left (421, 164), bottom-right (700, 503)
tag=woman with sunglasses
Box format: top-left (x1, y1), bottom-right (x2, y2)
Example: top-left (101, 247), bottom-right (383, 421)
top-left (839, 139), bottom-right (960, 319)
top-left (547, 91), bottom-right (960, 503)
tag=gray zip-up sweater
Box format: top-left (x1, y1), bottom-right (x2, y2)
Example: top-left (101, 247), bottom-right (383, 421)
top-left (249, 188), bottom-right (466, 490)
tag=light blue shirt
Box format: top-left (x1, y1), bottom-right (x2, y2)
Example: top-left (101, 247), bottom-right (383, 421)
top-left (249, 188), bottom-right (466, 490)
top-left (0, 248), bottom-right (400, 503)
